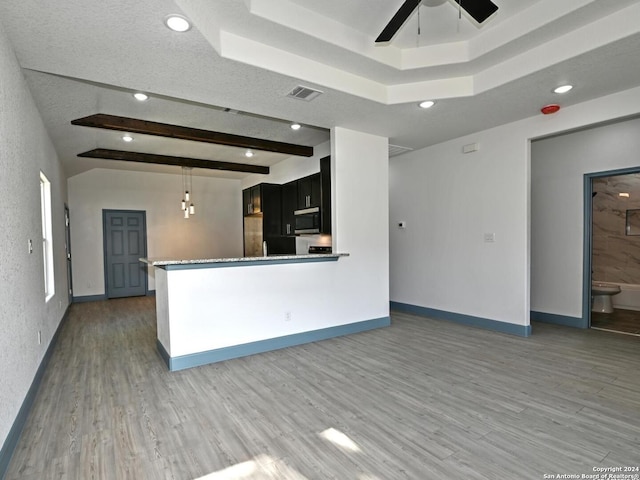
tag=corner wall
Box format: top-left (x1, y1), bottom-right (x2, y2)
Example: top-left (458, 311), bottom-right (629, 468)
top-left (390, 85), bottom-right (640, 331)
top-left (0, 22), bottom-right (69, 467)
top-left (531, 116), bottom-right (640, 318)
top-left (389, 123), bottom-right (530, 327)
top-left (67, 169), bottom-right (244, 297)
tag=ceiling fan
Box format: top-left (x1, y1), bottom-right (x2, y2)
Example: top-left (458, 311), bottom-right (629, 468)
top-left (375, 0), bottom-right (499, 43)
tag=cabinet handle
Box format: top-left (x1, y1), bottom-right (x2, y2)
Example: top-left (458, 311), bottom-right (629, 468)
top-left (286, 224), bottom-right (290, 235)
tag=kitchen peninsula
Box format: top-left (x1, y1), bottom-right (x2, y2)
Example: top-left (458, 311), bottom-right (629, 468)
top-left (141, 252), bottom-right (389, 371)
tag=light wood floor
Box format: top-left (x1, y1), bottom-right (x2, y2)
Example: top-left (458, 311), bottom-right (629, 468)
top-left (592, 308), bottom-right (640, 335)
top-left (5, 297), bottom-right (640, 480)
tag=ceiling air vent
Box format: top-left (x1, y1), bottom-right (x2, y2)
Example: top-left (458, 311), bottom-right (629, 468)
top-left (389, 144), bottom-right (413, 157)
top-left (286, 85), bottom-right (323, 102)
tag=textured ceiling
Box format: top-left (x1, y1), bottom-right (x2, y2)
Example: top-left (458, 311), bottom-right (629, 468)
top-left (1, 0), bottom-right (640, 179)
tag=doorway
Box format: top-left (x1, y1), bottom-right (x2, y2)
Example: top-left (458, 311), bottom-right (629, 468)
top-left (584, 168), bottom-right (640, 335)
top-left (103, 210), bottom-right (148, 299)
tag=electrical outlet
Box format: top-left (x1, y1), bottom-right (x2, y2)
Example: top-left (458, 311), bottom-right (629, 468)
top-left (285, 311), bottom-right (292, 322)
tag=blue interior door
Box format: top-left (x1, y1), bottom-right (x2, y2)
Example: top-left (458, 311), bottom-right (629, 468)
top-left (103, 210), bottom-right (147, 298)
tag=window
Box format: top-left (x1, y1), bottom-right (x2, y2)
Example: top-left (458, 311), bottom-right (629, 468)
top-left (40, 172), bottom-right (54, 301)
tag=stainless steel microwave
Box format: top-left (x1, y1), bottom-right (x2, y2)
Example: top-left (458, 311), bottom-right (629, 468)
top-left (294, 207), bottom-right (320, 234)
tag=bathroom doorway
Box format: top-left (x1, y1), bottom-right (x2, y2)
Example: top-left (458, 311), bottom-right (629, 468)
top-left (586, 168), bottom-right (640, 335)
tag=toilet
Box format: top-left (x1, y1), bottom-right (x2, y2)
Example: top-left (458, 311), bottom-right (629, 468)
top-left (591, 281), bottom-right (621, 313)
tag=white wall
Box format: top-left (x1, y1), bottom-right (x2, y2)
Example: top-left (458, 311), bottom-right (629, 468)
top-left (0, 23), bottom-right (68, 454)
top-left (389, 124), bottom-right (530, 325)
top-left (67, 169), bottom-right (243, 296)
top-left (531, 116), bottom-right (640, 318)
top-left (241, 140), bottom-right (330, 189)
top-left (331, 127), bottom-right (389, 319)
top-left (159, 127), bottom-right (390, 357)
top-left (390, 85), bottom-right (640, 328)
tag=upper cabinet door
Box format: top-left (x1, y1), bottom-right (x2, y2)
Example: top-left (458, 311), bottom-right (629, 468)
top-left (242, 188), bottom-right (252, 216)
top-left (242, 185), bottom-right (263, 216)
top-left (297, 173), bottom-right (321, 209)
top-left (282, 181), bottom-right (297, 236)
top-left (250, 185), bottom-right (261, 214)
top-left (320, 155), bottom-right (331, 234)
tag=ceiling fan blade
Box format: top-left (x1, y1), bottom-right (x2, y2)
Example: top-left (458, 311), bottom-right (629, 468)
top-left (375, 0), bottom-right (422, 43)
top-left (458, 0), bottom-right (498, 24)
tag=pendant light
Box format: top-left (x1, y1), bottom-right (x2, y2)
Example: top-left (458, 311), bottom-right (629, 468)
top-left (181, 167), bottom-right (195, 218)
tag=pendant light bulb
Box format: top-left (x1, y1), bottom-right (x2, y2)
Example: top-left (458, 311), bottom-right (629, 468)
top-left (189, 203), bottom-right (195, 215)
top-left (185, 190), bottom-right (190, 201)
top-left (184, 208), bottom-right (189, 219)
top-left (181, 199), bottom-right (186, 210)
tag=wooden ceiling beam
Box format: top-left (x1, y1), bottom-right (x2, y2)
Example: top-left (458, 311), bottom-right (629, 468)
top-left (78, 148), bottom-right (270, 174)
top-left (71, 114), bottom-right (314, 157)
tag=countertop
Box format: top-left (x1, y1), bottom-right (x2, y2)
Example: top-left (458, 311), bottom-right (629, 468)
top-left (140, 253), bottom-right (349, 270)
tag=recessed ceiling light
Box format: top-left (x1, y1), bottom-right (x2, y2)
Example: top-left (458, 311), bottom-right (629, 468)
top-left (245, 150), bottom-right (254, 158)
top-left (619, 192), bottom-right (630, 198)
top-left (164, 14), bottom-right (191, 32)
top-left (133, 92), bottom-right (148, 101)
top-left (290, 123), bottom-right (302, 130)
top-left (554, 85), bottom-right (573, 94)
top-left (122, 134), bottom-right (134, 142)
top-left (419, 100), bottom-right (435, 109)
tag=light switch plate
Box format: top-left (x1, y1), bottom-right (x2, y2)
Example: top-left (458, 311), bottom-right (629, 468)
top-left (484, 233), bottom-right (496, 243)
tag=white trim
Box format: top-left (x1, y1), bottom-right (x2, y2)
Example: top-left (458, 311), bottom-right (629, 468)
top-left (39, 172), bottom-right (55, 302)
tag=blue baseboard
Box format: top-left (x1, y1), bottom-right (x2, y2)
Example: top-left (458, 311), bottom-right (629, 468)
top-left (72, 292), bottom-right (155, 303)
top-left (530, 311), bottom-right (586, 328)
top-left (0, 305), bottom-right (70, 479)
top-left (390, 301), bottom-right (531, 337)
top-left (159, 316), bottom-right (391, 371)
top-left (72, 294), bottom-right (107, 303)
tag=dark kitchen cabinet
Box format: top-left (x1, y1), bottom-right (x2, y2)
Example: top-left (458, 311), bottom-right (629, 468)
top-left (320, 155), bottom-right (331, 235)
top-left (243, 183), bottom-right (295, 255)
top-left (282, 180), bottom-right (297, 236)
top-left (242, 184), bottom-right (262, 216)
top-left (297, 173), bottom-right (321, 209)
top-left (280, 156), bottom-right (332, 236)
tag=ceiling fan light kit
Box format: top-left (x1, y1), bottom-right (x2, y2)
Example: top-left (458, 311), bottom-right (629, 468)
top-left (376, 0), bottom-right (499, 44)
